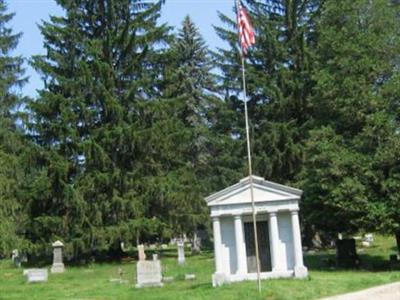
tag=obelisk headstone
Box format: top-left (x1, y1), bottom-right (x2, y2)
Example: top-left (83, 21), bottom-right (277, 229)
top-left (177, 241), bottom-right (185, 265)
top-left (138, 244), bottom-right (146, 261)
top-left (51, 240), bottom-right (65, 273)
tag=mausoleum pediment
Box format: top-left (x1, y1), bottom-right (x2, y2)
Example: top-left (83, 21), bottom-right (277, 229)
top-left (205, 175), bottom-right (302, 207)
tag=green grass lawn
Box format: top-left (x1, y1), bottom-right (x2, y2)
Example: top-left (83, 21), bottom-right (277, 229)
top-left (1, 235), bottom-right (399, 300)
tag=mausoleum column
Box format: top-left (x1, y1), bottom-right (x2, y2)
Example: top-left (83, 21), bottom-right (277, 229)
top-left (290, 210), bottom-right (308, 278)
top-left (212, 216), bottom-right (223, 273)
top-left (268, 211), bottom-right (282, 271)
top-left (234, 214), bottom-right (247, 275)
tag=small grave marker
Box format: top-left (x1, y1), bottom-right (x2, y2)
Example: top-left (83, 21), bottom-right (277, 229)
top-left (185, 274), bottom-right (196, 280)
top-left (24, 269), bottom-right (48, 283)
top-left (163, 276), bottom-right (173, 283)
top-left (177, 241), bottom-right (185, 265)
top-left (11, 249), bottom-right (21, 268)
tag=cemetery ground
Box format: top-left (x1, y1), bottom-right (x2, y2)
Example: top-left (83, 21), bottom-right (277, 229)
top-left (1, 235), bottom-right (399, 300)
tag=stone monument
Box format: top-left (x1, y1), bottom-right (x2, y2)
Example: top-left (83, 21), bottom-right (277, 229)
top-left (336, 238), bottom-right (359, 268)
top-left (192, 234), bottom-right (201, 254)
top-left (24, 269), bottom-right (48, 283)
top-left (138, 244), bottom-right (146, 261)
top-left (177, 241), bottom-right (185, 265)
top-left (51, 240), bottom-right (65, 273)
top-left (136, 260), bottom-right (163, 288)
top-left (11, 249), bottom-right (21, 268)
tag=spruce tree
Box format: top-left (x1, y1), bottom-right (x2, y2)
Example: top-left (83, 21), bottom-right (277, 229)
top-left (214, 0), bottom-right (320, 183)
top-left (141, 16), bottom-right (241, 239)
top-left (28, 0), bottom-right (170, 258)
top-left (299, 0), bottom-right (400, 242)
top-left (0, 0), bottom-right (28, 256)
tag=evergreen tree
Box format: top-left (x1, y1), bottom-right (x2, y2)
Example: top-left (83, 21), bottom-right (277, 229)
top-left (0, 0), bottom-right (28, 256)
top-left (214, 0), bottom-right (320, 183)
top-left (0, 0), bottom-right (25, 122)
top-left (299, 0), bottom-right (400, 243)
top-left (28, 0), bottom-right (170, 258)
top-left (141, 16), bottom-right (241, 239)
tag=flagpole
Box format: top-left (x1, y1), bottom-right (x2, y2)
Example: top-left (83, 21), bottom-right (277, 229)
top-left (241, 55), bottom-right (262, 294)
top-left (236, 0), bottom-right (261, 293)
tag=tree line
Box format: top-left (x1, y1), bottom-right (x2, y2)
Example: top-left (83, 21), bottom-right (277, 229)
top-left (0, 0), bottom-right (399, 260)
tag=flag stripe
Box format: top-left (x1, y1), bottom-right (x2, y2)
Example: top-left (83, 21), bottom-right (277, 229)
top-left (237, 1), bottom-right (255, 54)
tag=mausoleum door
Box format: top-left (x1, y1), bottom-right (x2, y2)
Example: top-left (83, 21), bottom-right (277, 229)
top-left (244, 221), bottom-right (272, 273)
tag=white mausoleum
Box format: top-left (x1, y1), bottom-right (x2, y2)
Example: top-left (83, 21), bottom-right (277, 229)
top-left (205, 175), bottom-right (308, 286)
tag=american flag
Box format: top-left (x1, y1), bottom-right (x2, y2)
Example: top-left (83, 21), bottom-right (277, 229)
top-left (237, 1), bottom-right (255, 55)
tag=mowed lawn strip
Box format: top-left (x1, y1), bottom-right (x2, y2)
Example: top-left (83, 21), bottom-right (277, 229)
top-left (1, 235), bottom-right (399, 300)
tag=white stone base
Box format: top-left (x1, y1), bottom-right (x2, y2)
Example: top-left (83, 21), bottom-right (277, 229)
top-left (212, 270), bottom-right (294, 287)
top-left (51, 263), bottom-right (65, 273)
top-left (294, 265), bottom-right (308, 279)
top-left (212, 273), bottom-right (227, 287)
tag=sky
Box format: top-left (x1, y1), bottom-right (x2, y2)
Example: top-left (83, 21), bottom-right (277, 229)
top-left (8, 0), bottom-right (235, 98)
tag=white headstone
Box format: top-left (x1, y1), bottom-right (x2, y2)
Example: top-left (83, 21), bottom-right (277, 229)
top-left (365, 233), bottom-right (374, 243)
top-left (177, 241), bottom-right (185, 265)
top-left (51, 240), bottom-right (65, 273)
top-left (11, 249), bottom-right (21, 267)
top-left (136, 260), bottom-right (163, 288)
top-left (192, 233), bottom-right (201, 253)
top-left (163, 276), bottom-right (173, 283)
top-left (24, 269), bottom-right (48, 283)
top-left (362, 241), bottom-right (371, 247)
top-left (185, 274), bottom-right (196, 280)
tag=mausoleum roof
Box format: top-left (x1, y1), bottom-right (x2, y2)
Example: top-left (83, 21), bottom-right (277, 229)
top-left (205, 175), bottom-right (302, 207)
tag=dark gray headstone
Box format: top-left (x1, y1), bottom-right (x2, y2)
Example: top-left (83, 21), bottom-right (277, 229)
top-left (336, 238), bottom-right (359, 268)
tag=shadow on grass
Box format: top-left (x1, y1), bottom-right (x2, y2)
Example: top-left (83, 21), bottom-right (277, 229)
top-left (305, 251), bottom-right (400, 272)
top-left (189, 282), bottom-right (212, 290)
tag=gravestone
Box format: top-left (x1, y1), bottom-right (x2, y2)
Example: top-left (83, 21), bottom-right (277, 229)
top-left (152, 254), bottom-right (158, 261)
top-left (11, 249), bottom-right (21, 268)
top-left (163, 276), bottom-right (173, 283)
top-left (51, 240), bottom-right (65, 273)
top-left (336, 238), bottom-right (359, 268)
top-left (24, 269), bottom-right (48, 283)
top-left (364, 233), bottom-right (374, 243)
top-left (120, 241), bottom-right (128, 252)
top-left (136, 260), bottom-right (163, 288)
top-left (192, 233), bottom-right (201, 254)
top-left (138, 244), bottom-right (146, 261)
top-left (177, 241), bottom-right (185, 265)
top-left (185, 274), bottom-right (196, 280)
top-left (362, 241), bottom-right (371, 247)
